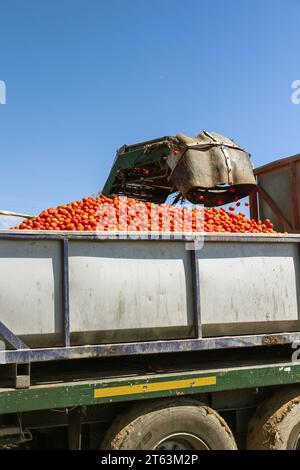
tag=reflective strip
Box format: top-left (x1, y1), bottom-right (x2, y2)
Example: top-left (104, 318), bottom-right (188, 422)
top-left (94, 376), bottom-right (217, 399)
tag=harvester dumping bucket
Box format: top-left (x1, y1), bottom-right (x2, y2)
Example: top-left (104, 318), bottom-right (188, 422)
top-left (171, 131), bottom-right (256, 206)
top-left (102, 130), bottom-right (256, 207)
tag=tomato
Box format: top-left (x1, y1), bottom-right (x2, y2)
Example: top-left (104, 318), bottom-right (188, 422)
top-left (13, 195), bottom-right (277, 234)
top-left (265, 219), bottom-right (273, 228)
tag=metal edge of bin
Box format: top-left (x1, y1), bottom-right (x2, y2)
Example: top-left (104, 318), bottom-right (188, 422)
top-left (0, 231), bottom-right (300, 243)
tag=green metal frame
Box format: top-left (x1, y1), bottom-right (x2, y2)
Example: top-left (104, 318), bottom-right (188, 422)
top-left (101, 136), bottom-right (172, 196)
top-left (1, 362), bottom-right (300, 415)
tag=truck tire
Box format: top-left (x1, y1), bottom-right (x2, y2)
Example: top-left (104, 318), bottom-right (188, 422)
top-left (247, 387), bottom-right (300, 450)
top-left (101, 398), bottom-right (237, 450)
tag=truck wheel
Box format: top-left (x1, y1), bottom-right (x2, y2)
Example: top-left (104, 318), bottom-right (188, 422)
top-left (247, 387), bottom-right (300, 450)
top-left (101, 398), bottom-right (237, 450)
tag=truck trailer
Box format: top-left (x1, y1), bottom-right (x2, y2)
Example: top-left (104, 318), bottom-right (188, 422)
top-left (1, 135), bottom-right (300, 450)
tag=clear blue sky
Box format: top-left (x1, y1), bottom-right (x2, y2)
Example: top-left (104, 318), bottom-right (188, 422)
top-left (0, 0), bottom-right (299, 217)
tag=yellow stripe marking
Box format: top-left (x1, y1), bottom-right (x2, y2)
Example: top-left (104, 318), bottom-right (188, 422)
top-left (94, 376), bottom-right (216, 399)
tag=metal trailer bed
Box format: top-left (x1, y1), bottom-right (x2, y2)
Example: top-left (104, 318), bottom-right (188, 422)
top-left (1, 359), bottom-right (300, 415)
top-left (0, 347), bottom-right (300, 449)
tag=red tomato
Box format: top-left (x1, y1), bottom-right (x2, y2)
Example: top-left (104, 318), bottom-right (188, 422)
top-left (13, 195), bottom-right (277, 234)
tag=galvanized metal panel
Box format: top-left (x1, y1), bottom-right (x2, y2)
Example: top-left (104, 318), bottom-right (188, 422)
top-left (198, 242), bottom-right (300, 336)
top-left (68, 241), bottom-right (194, 340)
top-left (0, 240), bottom-right (63, 344)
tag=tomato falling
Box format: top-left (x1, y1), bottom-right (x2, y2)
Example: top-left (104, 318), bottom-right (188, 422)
top-left (14, 195), bottom-right (276, 234)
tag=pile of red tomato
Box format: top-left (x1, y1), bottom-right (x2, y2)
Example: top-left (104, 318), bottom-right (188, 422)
top-left (14, 195), bottom-right (275, 234)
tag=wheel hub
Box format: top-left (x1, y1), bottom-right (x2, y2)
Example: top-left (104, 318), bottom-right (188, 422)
top-left (154, 432), bottom-right (210, 450)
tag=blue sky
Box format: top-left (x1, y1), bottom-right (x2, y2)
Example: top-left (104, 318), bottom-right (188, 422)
top-left (0, 0), bottom-right (300, 220)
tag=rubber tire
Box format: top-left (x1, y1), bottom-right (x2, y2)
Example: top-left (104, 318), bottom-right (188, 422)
top-left (247, 387), bottom-right (300, 450)
top-left (101, 398), bottom-right (237, 450)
